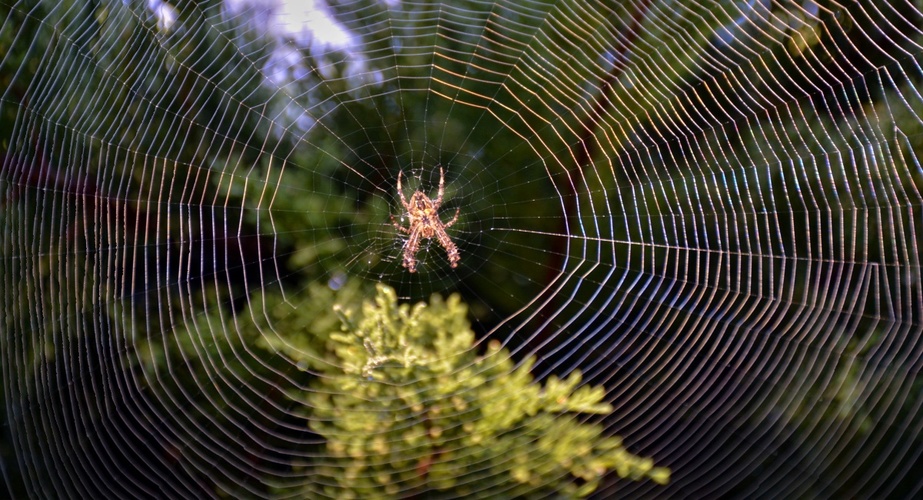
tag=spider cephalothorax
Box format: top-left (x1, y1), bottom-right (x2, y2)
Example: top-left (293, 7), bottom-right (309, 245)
top-left (391, 167), bottom-right (460, 273)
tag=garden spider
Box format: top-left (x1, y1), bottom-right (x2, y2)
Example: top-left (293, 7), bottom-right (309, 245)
top-left (391, 167), bottom-right (460, 273)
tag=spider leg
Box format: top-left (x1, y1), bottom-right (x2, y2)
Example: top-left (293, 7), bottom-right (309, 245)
top-left (403, 227), bottom-right (422, 272)
top-left (397, 170), bottom-right (409, 209)
top-left (390, 214), bottom-right (411, 234)
top-left (443, 207), bottom-right (460, 228)
top-left (434, 166), bottom-right (445, 208)
top-left (436, 227), bottom-right (460, 268)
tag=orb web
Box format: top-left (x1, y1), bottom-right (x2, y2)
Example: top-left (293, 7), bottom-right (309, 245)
top-left (1, 0), bottom-right (922, 498)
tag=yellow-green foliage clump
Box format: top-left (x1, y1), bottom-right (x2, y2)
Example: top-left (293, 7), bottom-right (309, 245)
top-left (304, 284), bottom-right (669, 498)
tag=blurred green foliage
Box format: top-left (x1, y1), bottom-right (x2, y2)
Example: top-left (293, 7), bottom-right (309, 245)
top-left (292, 284), bottom-right (669, 498)
top-left (134, 279), bottom-right (669, 497)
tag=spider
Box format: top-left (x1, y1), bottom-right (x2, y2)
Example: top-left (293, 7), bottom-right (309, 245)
top-left (391, 167), bottom-right (460, 273)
